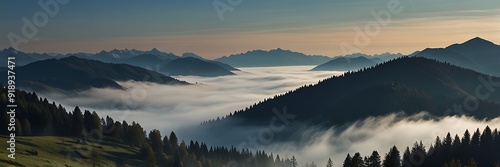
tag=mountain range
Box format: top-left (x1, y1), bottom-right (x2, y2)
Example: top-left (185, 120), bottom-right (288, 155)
top-left (310, 52), bottom-right (404, 71)
top-left (0, 48), bottom-right (237, 77)
top-left (211, 57), bottom-right (500, 130)
top-left (215, 48), bottom-right (332, 67)
top-left (414, 37), bottom-right (500, 76)
top-left (311, 56), bottom-right (378, 71)
top-left (311, 37), bottom-right (500, 73)
top-left (0, 48), bottom-right (65, 66)
top-left (343, 52), bottom-right (404, 63)
top-left (1, 56), bottom-right (189, 92)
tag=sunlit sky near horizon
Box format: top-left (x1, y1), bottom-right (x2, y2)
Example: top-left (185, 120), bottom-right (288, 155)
top-left (1, 0), bottom-right (499, 59)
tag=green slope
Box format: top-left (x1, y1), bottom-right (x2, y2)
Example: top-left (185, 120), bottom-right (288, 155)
top-left (0, 136), bottom-right (143, 167)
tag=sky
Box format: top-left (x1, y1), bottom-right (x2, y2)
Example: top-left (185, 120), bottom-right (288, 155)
top-left (1, 0), bottom-right (499, 59)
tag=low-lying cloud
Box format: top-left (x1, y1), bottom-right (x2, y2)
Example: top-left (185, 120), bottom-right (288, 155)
top-left (39, 66), bottom-right (339, 131)
top-left (37, 66), bottom-right (500, 167)
top-left (262, 113), bottom-right (500, 166)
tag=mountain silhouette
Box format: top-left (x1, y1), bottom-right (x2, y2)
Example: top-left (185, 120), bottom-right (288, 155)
top-left (415, 37), bottom-right (500, 76)
top-left (181, 52), bottom-right (239, 71)
top-left (311, 52), bottom-right (404, 71)
top-left (215, 57), bottom-right (500, 128)
top-left (311, 56), bottom-right (378, 71)
top-left (181, 52), bottom-right (205, 59)
top-left (0, 48), bottom-right (238, 77)
top-left (115, 54), bottom-right (172, 69)
top-left (160, 57), bottom-right (235, 77)
top-left (3, 56), bottom-right (188, 92)
top-left (0, 48), bottom-right (64, 66)
top-left (106, 52), bottom-right (237, 76)
top-left (215, 48), bottom-right (331, 67)
top-left (343, 52), bottom-right (403, 63)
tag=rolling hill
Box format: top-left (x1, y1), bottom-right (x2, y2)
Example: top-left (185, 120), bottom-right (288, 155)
top-left (181, 52), bottom-right (239, 71)
top-left (160, 57), bottom-right (235, 77)
top-left (5, 56), bottom-right (188, 92)
top-left (0, 136), bottom-right (144, 167)
top-left (213, 57), bottom-right (500, 128)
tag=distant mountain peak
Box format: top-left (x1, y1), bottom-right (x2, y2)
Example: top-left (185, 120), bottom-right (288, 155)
top-left (181, 52), bottom-right (204, 59)
top-left (463, 37), bottom-right (495, 45)
top-left (1, 47), bottom-right (22, 55)
top-left (5, 47), bottom-right (17, 51)
top-left (270, 48), bottom-right (291, 52)
top-left (447, 37), bottom-right (497, 49)
top-left (216, 48), bottom-right (331, 67)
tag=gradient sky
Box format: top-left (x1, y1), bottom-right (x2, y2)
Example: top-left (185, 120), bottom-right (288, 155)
top-left (1, 0), bottom-right (499, 59)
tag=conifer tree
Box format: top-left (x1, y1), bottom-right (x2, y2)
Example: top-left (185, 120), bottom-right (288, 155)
top-left (383, 146), bottom-right (400, 167)
top-left (326, 158), bottom-right (333, 167)
top-left (71, 106), bottom-right (85, 137)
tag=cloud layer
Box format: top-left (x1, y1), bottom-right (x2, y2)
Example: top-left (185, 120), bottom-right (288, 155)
top-left (38, 66), bottom-right (500, 167)
top-left (263, 113), bottom-right (500, 166)
top-left (40, 66), bottom-right (339, 131)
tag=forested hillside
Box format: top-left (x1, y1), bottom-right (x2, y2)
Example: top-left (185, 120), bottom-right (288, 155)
top-left (0, 84), bottom-right (294, 167)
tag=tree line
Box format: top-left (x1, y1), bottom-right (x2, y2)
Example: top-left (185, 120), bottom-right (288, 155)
top-left (0, 84), bottom-right (301, 166)
top-left (341, 126), bottom-right (500, 167)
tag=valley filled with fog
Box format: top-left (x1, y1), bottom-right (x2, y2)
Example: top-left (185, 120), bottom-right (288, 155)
top-left (35, 65), bottom-right (500, 166)
top-left (38, 65), bottom-right (337, 134)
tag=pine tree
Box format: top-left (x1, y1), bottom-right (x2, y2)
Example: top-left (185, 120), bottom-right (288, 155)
top-left (351, 152), bottom-right (363, 167)
top-left (171, 132), bottom-right (181, 167)
top-left (443, 133), bottom-right (453, 150)
top-left (141, 142), bottom-right (157, 167)
top-left (402, 147), bottom-right (410, 166)
top-left (383, 146), bottom-right (400, 167)
top-left (122, 121), bottom-right (129, 142)
top-left (460, 129), bottom-right (471, 159)
top-left (470, 128), bottom-right (480, 148)
top-left (127, 122), bottom-right (145, 147)
top-left (343, 154), bottom-right (352, 167)
top-left (110, 121), bottom-right (122, 139)
top-left (367, 151), bottom-right (381, 167)
top-left (84, 110), bottom-right (93, 132)
top-left (275, 154), bottom-right (283, 167)
top-left (104, 116), bottom-right (114, 136)
top-left (290, 156), bottom-right (298, 167)
top-left (480, 126), bottom-right (493, 148)
top-left (71, 106), bottom-right (85, 137)
top-left (163, 135), bottom-right (173, 155)
top-left (462, 129), bottom-right (471, 146)
top-left (327, 158), bottom-right (333, 167)
top-left (452, 135), bottom-right (461, 151)
top-left (170, 131), bottom-right (179, 148)
top-left (148, 129), bottom-right (163, 155)
top-left (86, 111), bottom-right (103, 140)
